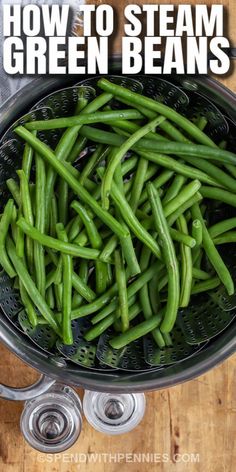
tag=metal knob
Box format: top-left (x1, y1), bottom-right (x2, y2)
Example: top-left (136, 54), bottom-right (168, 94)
top-left (104, 399), bottom-right (125, 420)
top-left (83, 391), bottom-right (146, 435)
top-left (20, 384), bottom-right (82, 453)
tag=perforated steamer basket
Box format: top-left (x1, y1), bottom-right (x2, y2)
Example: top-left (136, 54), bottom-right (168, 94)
top-left (0, 60), bottom-right (236, 400)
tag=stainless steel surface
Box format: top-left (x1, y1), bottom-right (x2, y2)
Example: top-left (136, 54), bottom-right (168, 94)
top-left (0, 62), bottom-right (235, 393)
top-left (0, 375), bottom-right (55, 401)
top-left (83, 391), bottom-right (146, 435)
top-left (20, 384), bottom-right (83, 452)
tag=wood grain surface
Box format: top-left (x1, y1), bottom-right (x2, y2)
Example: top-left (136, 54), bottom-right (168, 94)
top-left (0, 1), bottom-right (236, 471)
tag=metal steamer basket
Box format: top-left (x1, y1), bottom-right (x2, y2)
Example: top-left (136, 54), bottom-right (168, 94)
top-left (0, 63), bottom-right (236, 450)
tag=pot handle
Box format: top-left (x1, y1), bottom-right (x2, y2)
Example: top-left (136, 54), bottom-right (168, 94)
top-left (0, 375), bottom-right (55, 401)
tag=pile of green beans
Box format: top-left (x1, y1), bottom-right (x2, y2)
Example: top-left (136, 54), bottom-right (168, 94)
top-left (1, 77), bottom-right (236, 353)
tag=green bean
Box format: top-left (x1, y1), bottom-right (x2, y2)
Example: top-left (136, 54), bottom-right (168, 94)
top-left (116, 104), bottom-right (186, 145)
top-left (17, 169), bottom-right (34, 273)
top-left (149, 272), bottom-right (160, 314)
top-left (72, 272), bottom-right (96, 303)
top-left (138, 245), bottom-right (163, 347)
top-left (34, 153), bottom-right (46, 297)
top-left (167, 192), bottom-right (203, 227)
top-left (54, 257), bottom-right (62, 285)
top-left (79, 259), bottom-right (89, 282)
top-left (16, 211), bottom-right (25, 259)
top-left (225, 164), bottom-right (236, 179)
top-left (17, 216), bottom-right (101, 260)
top-left (68, 133), bottom-right (87, 162)
top-left (119, 222), bottom-right (141, 277)
top-left (91, 296), bottom-right (137, 326)
top-left (49, 193), bottom-right (58, 238)
top-left (101, 116), bottom-right (166, 209)
top-left (0, 199), bottom-right (16, 277)
top-left (182, 155), bottom-right (236, 193)
top-left (129, 157), bottom-right (149, 212)
top-left (99, 234), bottom-right (118, 262)
top-left (143, 163), bottom-right (159, 181)
top-left (85, 295), bottom-right (121, 325)
top-left (101, 173), bottom-right (162, 260)
top-left (7, 237), bottom-right (61, 334)
top-left (158, 273), bottom-right (168, 292)
top-left (71, 261), bottom-right (161, 320)
top-left (73, 230), bottom-right (88, 248)
top-left (15, 126), bottom-right (128, 240)
top-left (17, 170), bottom-right (34, 225)
top-left (192, 247), bottom-right (203, 270)
top-left (85, 302), bottom-right (142, 342)
top-left (191, 277), bottom-right (221, 294)
top-left (58, 179), bottom-right (69, 226)
top-left (196, 116), bottom-right (208, 131)
top-left (209, 217), bottom-right (236, 239)
top-left (121, 156), bottom-right (139, 178)
top-left (44, 92), bottom-right (113, 227)
top-left (213, 231), bottom-right (236, 244)
top-left (109, 315), bottom-right (162, 350)
top-left (46, 285), bottom-right (55, 310)
top-left (147, 183), bottom-right (179, 333)
top-left (107, 115), bottom-right (167, 144)
top-left (25, 109), bottom-right (144, 131)
top-left (19, 279), bottom-right (38, 327)
top-left (191, 203), bottom-right (234, 296)
top-left (6, 179), bottom-right (21, 207)
top-left (22, 139), bottom-right (34, 181)
top-left (13, 275), bottom-right (20, 288)
top-left (72, 260), bottom-right (89, 308)
top-left (192, 268), bottom-right (211, 280)
top-left (176, 215), bottom-right (192, 307)
top-left (80, 144), bottom-right (109, 185)
top-left (115, 250), bottom-right (129, 332)
top-left (169, 228), bottom-right (196, 248)
top-left (79, 125), bottom-right (235, 173)
top-left (140, 215), bottom-right (196, 247)
top-left (68, 215), bottom-right (82, 242)
top-left (138, 150), bottom-right (219, 187)
top-left (114, 302), bottom-right (142, 333)
top-left (72, 293), bottom-right (83, 309)
top-left (162, 332), bottom-right (173, 347)
top-left (71, 200), bottom-right (108, 293)
top-left (162, 175), bottom-right (186, 206)
top-left (54, 283), bottom-right (63, 312)
top-left (46, 268), bottom-right (58, 290)
top-left (46, 249), bottom-right (58, 267)
top-left (219, 140), bottom-right (227, 150)
top-left (161, 119), bottom-right (191, 143)
top-left (113, 100), bottom-right (185, 141)
top-left (114, 95), bottom-right (158, 120)
top-left (96, 261), bottom-right (111, 295)
top-left (164, 180), bottom-right (202, 218)
top-left (29, 184), bottom-right (35, 216)
top-left (114, 159), bottom-right (125, 193)
top-left (71, 283), bottom-right (118, 317)
top-left (192, 219), bottom-right (203, 246)
top-left (71, 200), bottom-right (102, 249)
top-left (98, 78), bottom-right (216, 147)
top-left (56, 224), bottom-right (73, 345)
top-left (139, 170), bottom-right (174, 208)
top-left (201, 186), bottom-right (236, 208)
top-left (113, 162), bottom-right (142, 276)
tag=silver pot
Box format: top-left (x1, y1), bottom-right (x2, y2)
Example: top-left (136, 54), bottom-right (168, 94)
top-left (0, 64), bottom-right (235, 449)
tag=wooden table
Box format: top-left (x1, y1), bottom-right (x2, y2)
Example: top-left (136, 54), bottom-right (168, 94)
top-left (0, 1), bottom-right (236, 471)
